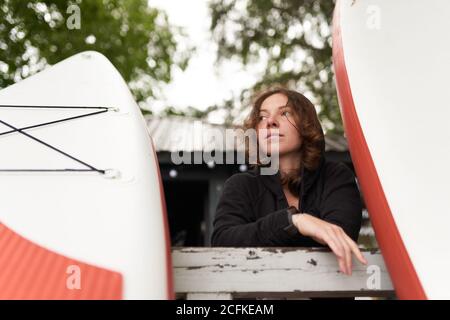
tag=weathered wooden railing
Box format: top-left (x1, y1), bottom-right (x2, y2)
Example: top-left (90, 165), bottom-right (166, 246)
top-left (172, 247), bottom-right (395, 300)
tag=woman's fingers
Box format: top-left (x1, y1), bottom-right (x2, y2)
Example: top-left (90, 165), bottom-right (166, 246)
top-left (333, 228), bottom-right (353, 275)
top-left (323, 231), bottom-right (348, 275)
top-left (343, 233), bottom-right (368, 265)
top-left (322, 234), bottom-right (342, 272)
top-left (310, 218), bottom-right (367, 275)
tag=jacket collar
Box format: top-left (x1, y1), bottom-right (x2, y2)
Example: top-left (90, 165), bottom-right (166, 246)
top-left (253, 141), bottom-right (326, 199)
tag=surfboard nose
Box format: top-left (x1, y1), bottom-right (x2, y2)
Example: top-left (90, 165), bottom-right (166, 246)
top-left (0, 51), bottom-right (173, 299)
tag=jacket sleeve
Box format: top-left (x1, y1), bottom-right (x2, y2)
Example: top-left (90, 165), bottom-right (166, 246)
top-left (319, 162), bottom-right (363, 242)
top-left (211, 175), bottom-right (310, 247)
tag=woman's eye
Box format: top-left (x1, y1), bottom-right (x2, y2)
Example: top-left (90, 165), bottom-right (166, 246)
top-left (258, 115), bottom-right (267, 121)
top-left (282, 111), bottom-right (291, 117)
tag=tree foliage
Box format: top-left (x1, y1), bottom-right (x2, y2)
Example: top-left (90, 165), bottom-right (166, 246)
top-left (209, 0), bottom-right (342, 133)
top-left (0, 0), bottom-right (192, 108)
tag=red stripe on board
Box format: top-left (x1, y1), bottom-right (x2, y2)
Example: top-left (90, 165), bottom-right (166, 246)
top-left (150, 138), bottom-right (175, 300)
top-left (332, 0), bottom-right (427, 299)
top-left (0, 223), bottom-right (123, 299)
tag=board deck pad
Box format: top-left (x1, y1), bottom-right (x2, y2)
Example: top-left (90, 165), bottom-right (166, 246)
top-left (0, 223), bottom-right (122, 299)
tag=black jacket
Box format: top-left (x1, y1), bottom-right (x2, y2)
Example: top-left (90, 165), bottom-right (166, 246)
top-left (211, 149), bottom-right (363, 247)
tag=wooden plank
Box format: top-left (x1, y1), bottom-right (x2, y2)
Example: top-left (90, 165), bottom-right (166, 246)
top-left (185, 293), bottom-right (233, 300)
top-left (172, 247), bottom-right (395, 299)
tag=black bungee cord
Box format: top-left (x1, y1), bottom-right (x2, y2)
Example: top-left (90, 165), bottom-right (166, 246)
top-left (0, 105), bottom-right (112, 174)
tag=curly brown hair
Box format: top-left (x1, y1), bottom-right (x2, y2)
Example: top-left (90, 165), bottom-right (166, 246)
top-left (243, 87), bottom-right (325, 193)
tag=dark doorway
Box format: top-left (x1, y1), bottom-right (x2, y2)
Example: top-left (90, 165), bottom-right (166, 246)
top-left (163, 180), bottom-right (208, 246)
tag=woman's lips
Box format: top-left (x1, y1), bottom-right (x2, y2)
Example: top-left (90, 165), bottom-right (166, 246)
top-left (266, 133), bottom-right (284, 139)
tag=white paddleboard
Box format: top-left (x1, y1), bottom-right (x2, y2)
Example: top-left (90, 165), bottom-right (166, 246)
top-left (0, 51), bottom-right (173, 299)
top-left (333, 0), bottom-right (450, 299)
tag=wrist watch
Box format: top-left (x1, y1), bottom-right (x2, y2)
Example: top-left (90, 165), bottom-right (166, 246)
top-left (283, 206), bottom-right (300, 236)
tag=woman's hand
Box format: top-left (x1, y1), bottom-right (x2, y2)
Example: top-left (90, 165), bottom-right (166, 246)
top-left (292, 213), bottom-right (368, 275)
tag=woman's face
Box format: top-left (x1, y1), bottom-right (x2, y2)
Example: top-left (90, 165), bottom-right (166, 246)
top-left (256, 93), bottom-right (302, 157)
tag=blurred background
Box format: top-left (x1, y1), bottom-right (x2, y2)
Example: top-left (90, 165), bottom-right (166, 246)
top-left (0, 0), bottom-right (376, 248)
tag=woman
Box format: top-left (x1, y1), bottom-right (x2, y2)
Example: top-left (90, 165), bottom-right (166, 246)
top-left (211, 88), bottom-right (367, 275)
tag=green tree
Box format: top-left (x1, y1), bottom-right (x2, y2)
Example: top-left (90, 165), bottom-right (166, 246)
top-left (0, 0), bottom-right (193, 109)
top-left (159, 105), bottom-right (219, 119)
top-left (209, 0), bottom-right (341, 133)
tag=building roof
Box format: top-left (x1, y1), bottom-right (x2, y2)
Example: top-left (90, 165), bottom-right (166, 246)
top-left (145, 115), bottom-right (349, 153)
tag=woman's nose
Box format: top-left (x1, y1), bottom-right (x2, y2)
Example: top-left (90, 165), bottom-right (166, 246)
top-left (266, 115), bottom-right (279, 128)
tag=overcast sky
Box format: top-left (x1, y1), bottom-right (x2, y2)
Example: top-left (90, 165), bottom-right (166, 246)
top-left (148, 0), bottom-right (263, 121)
